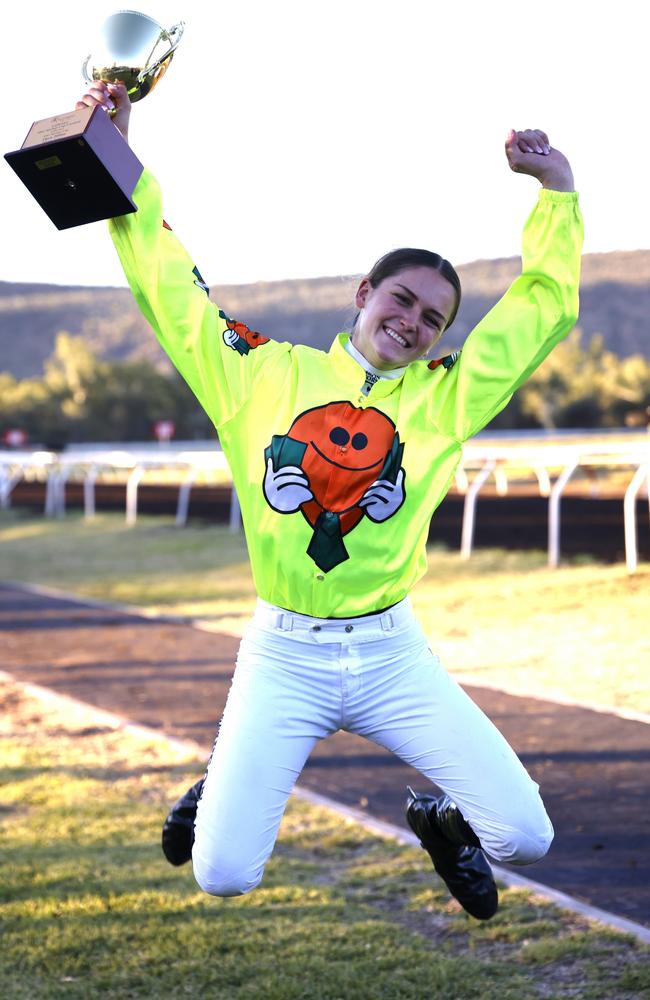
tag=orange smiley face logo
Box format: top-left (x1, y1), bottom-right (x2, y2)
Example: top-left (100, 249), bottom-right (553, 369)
top-left (289, 403), bottom-right (396, 531)
top-left (264, 401), bottom-right (405, 572)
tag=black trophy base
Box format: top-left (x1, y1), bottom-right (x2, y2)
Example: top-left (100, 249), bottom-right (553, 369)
top-left (4, 106), bottom-right (144, 230)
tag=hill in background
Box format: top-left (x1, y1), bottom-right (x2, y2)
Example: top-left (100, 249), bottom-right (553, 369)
top-left (1, 250), bottom-right (648, 379)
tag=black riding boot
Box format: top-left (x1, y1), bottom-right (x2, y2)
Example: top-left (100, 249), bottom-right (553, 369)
top-left (405, 786), bottom-right (498, 920)
top-left (161, 778), bottom-right (205, 866)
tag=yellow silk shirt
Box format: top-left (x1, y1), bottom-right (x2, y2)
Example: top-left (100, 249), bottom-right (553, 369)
top-left (109, 170), bottom-right (583, 617)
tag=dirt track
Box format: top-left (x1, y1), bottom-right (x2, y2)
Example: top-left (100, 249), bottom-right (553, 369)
top-left (2, 583), bottom-right (648, 927)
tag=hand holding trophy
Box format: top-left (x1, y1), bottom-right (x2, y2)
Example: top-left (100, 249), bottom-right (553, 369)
top-left (76, 81), bottom-right (132, 145)
top-left (4, 11), bottom-right (184, 230)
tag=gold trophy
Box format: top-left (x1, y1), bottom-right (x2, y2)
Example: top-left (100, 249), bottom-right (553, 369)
top-left (4, 11), bottom-right (184, 230)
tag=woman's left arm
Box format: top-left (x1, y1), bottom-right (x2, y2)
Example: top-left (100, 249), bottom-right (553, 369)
top-left (431, 129), bottom-right (584, 441)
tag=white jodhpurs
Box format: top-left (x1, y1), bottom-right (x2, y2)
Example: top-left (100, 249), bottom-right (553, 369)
top-left (192, 597), bottom-right (553, 897)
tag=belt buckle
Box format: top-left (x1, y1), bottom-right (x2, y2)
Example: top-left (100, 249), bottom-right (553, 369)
top-left (380, 612), bottom-right (394, 632)
top-left (277, 612), bottom-right (294, 631)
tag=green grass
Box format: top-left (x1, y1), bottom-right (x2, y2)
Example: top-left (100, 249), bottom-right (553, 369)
top-left (1, 675), bottom-right (648, 1000)
top-left (1, 509), bottom-right (649, 715)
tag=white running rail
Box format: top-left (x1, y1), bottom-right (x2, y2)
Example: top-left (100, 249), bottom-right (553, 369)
top-left (1, 438), bottom-right (648, 570)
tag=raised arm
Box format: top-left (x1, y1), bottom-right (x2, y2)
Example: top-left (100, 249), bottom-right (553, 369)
top-left (430, 128), bottom-right (583, 442)
top-left (76, 83), bottom-right (288, 430)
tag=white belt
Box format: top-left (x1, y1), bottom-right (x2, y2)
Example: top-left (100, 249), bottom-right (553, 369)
top-left (253, 596), bottom-right (413, 636)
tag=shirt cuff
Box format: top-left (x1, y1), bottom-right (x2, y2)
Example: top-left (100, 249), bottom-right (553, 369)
top-left (538, 188), bottom-right (579, 204)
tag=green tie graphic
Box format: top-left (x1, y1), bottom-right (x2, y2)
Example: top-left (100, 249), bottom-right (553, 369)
top-left (307, 510), bottom-right (348, 573)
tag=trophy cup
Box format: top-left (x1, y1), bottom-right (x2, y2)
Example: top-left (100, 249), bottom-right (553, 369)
top-left (4, 11), bottom-right (184, 230)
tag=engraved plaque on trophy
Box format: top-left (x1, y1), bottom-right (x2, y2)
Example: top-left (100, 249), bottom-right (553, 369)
top-left (4, 11), bottom-right (184, 230)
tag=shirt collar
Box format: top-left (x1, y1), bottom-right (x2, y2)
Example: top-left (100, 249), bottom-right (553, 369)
top-left (344, 337), bottom-right (408, 381)
top-left (329, 333), bottom-right (407, 398)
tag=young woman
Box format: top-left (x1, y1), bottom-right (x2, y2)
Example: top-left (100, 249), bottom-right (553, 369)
top-left (77, 82), bottom-right (582, 921)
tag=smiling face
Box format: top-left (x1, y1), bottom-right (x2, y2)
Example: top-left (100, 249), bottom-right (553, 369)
top-left (352, 266), bottom-right (458, 370)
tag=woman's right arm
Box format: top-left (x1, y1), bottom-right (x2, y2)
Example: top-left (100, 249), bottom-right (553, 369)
top-left (76, 82), bottom-right (287, 429)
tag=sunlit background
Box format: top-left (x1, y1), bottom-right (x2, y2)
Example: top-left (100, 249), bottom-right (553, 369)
top-left (2, 0), bottom-right (648, 288)
top-left (1, 7), bottom-right (649, 968)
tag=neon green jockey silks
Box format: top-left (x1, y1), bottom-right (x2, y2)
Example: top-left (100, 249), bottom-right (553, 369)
top-left (109, 170), bottom-right (583, 617)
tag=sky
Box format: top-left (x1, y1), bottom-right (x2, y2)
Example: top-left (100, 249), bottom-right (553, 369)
top-left (1, 0), bottom-right (648, 289)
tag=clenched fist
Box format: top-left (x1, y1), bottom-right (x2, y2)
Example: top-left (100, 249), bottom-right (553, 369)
top-left (505, 129), bottom-right (574, 192)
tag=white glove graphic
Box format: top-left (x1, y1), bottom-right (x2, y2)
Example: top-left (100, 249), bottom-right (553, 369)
top-left (223, 328), bottom-right (240, 349)
top-left (358, 468), bottom-right (405, 522)
top-left (263, 458), bottom-right (314, 513)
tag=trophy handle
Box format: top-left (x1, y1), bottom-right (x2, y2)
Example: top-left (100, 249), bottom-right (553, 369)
top-left (138, 22), bottom-right (185, 86)
top-left (81, 55), bottom-right (94, 86)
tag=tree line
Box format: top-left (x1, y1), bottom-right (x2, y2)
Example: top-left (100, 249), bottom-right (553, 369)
top-left (0, 333), bottom-right (214, 448)
top-left (1, 329), bottom-right (649, 448)
top-left (489, 330), bottom-right (650, 431)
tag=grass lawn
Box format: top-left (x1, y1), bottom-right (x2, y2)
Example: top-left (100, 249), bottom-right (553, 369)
top-left (1, 509), bottom-right (649, 715)
top-left (1, 674), bottom-right (648, 1000)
